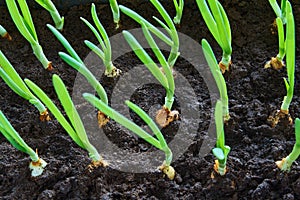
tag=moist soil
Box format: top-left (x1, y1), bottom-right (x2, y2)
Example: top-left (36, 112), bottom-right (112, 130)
top-left (1, 0), bottom-right (300, 199)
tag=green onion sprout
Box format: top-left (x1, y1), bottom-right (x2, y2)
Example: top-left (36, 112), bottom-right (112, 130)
top-left (34, 0), bottom-right (64, 30)
top-left (268, 2), bottom-right (294, 127)
top-left (120, 0), bottom-right (180, 69)
top-left (123, 25), bottom-right (179, 128)
top-left (81, 3), bottom-right (121, 77)
top-left (265, 17), bottom-right (286, 69)
top-left (212, 100), bottom-right (230, 176)
top-left (0, 111), bottom-right (47, 177)
top-left (83, 93), bottom-right (175, 180)
top-left (0, 50), bottom-right (50, 121)
top-left (6, 0), bottom-right (52, 70)
top-left (276, 118), bottom-right (300, 171)
top-left (196, 0), bottom-right (232, 73)
top-left (47, 24), bottom-right (109, 127)
top-left (269, 0), bottom-right (287, 24)
top-left (0, 24), bottom-right (12, 40)
top-left (173, 0), bottom-right (184, 25)
top-left (109, 0), bottom-right (120, 29)
top-left (202, 39), bottom-right (230, 121)
top-left (25, 75), bottom-right (108, 168)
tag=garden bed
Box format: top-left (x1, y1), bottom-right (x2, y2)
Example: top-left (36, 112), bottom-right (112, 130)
top-left (0, 0), bottom-right (300, 199)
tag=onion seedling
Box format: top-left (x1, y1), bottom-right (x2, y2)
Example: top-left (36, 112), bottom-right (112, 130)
top-left (34, 0), bottom-right (64, 30)
top-left (212, 100), bottom-right (230, 176)
top-left (0, 25), bottom-right (12, 40)
top-left (268, 2), bottom-right (294, 127)
top-left (0, 111), bottom-right (47, 177)
top-left (276, 118), bottom-right (300, 171)
top-left (202, 39), bottom-right (230, 121)
top-left (123, 25), bottom-right (179, 128)
top-left (173, 0), bottom-right (184, 25)
top-left (109, 0), bottom-right (120, 29)
top-left (196, 0), bottom-right (232, 73)
top-left (265, 17), bottom-right (286, 69)
top-left (269, 0), bottom-right (287, 24)
top-left (47, 24), bottom-right (109, 127)
top-left (83, 93), bottom-right (175, 180)
top-left (6, 0), bottom-right (52, 70)
top-left (25, 75), bottom-right (108, 168)
top-left (119, 0), bottom-right (180, 69)
top-left (0, 51), bottom-right (50, 121)
top-left (81, 3), bottom-right (121, 77)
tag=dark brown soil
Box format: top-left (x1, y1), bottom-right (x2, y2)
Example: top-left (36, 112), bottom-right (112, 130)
top-left (1, 0), bottom-right (300, 199)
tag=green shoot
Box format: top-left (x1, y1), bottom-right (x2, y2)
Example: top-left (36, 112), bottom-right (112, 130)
top-left (47, 24), bottom-right (109, 126)
top-left (173, 0), bottom-right (184, 25)
top-left (265, 17), bottom-right (286, 69)
top-left (0, 24), bottom-right (12, 40)
top-left (109, 0), bottom-right (120, 29)
top-left (81, 3), bottom-right (121, 77)
top-left (202, 39), bottom-right (229, 121)
top-left (196, 0), bottom-right (232, 73)
top-left (276, 118), bottom-right (300, 171)
top-left (0, 111), bottom-right (47, 177)
top-left (269, 0), bottom-right (287, 24)
top-left (123, 26), bottom-right (179, 128)
top-left (268, 2), bottom-right (294, 127)
top-left (0, 51), bottom-right (50, 121)
top-left (25, 75), bottom-right (108, 167)
top-left (280, 2), bottom-right (294, 116)
top-left (212, 100), bottom-right (230, 176)
top-left (34, 0), bottom-right (64, 30)
top-left (119, 0), bottom-right (180, 68)
top-left (6, 0), bottom-right (52, 70)
top-left (83, 93), bottom-right (175, 180)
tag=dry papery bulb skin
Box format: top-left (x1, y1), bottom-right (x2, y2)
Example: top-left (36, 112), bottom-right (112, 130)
top-left (156, 106), bottom-right (179, 128)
